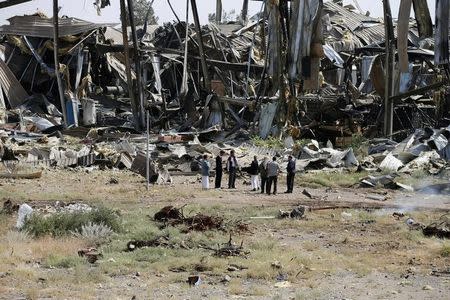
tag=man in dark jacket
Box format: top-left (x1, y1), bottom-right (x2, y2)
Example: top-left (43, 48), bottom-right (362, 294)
top-left (227, 150), bottom-right (238, 189)
top-left (215, 150), bottom-right (225, 189)
top-left (285, 155), bottom-right (296, 193)
top-left (249, 156), bottom-right (260, 191)
top-left (259, 157), bottom-right (269, 194)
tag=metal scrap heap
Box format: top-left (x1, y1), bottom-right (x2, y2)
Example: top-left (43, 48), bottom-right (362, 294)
top-left (0, 0), bottom-right (449, 179)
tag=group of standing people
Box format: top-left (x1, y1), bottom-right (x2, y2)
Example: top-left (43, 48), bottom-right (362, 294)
top-left (200, 150), bottom-right (296, 194)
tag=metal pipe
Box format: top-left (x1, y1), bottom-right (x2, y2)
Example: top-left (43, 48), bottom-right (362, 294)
top-left (53, 0), bottom-right (67, 126)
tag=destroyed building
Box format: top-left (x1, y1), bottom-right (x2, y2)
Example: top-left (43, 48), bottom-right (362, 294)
top-left (0, 0), bottom-right (449, 180)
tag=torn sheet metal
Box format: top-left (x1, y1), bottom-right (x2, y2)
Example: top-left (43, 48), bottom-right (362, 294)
top-left (0, 59), bottom-right (29, 108)
top-left (259, 102), bottom-right (278, 139)
top-left (401, 150), bottom-right (441, 172)
top-left (131, 152), bottom-right (160, 183)
top-left (323, 44), bottom-right (343, 67)
top-left (379, 153), bottom-right (404, 171)
top-left (439, 144), bottom-right (450, 161)
top-left (288, 0), bottom-right (322, 80)
top-left (106, 53), bottom-right (136, 84)
top-left (324, 148), bottom-right (359, 168)
top-left (150, 54), bottom-right (162, 94)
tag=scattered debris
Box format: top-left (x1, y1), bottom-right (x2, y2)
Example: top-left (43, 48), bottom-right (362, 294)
top-left (78, 247), bottom-right (102, 264)
top-left (302, 189), bottom-right (314, 199)
top-left (221, 275), bottom-right (231, 283)
top-left (109, 178), bottom-right (119, 185)
top-left (187, 275), bottom-right (201, 287)
top-left (406, 218), bottom-right (424, 230)
top-left (430, 269), bottom-right (450, 277)
top-left (278, 206), bottom-right (306, 219)
top-left (200, 234), bottom-right (249, 257)
top-left (393, 212), bottom-right (405, 220)
top-left (2, 199), bottom-right (19, 214)
top-left (274, 281), bottom-right (292, 288)
top-left (422, 214), bottom-right (450, 239)
top-left (366, 194), bottom-right (388, 202)
top-left (127, 235), bottom-right (171, 251)
top-left (154, 206), bottom-right (183, 222)
top-left (153, 205), bottom-right (247, 233)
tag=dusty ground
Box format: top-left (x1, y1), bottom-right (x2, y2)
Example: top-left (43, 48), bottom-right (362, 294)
top-left (0, 168), bottom-right (449, 299)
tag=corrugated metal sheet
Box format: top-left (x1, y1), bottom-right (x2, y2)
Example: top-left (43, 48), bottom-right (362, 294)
top-left (324, 1), bottom-right (427, 48)
top-left (0, 15), bottom-right (116, 38)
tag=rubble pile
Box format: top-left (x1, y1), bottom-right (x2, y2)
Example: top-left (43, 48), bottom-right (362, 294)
top-left (0, 1), bottom-right (449, 184)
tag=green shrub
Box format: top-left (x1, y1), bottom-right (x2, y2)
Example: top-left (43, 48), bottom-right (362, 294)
top-left (441, 244), bottom-right (450, 257)
top-left (44, 254), bottom-right (84, 269)
top-left (251, 136), bottom-right (284, 149)
top-left (24, 207), bottom-right (121, 237)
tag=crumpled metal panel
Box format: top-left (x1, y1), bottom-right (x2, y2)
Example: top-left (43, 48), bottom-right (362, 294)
top-left (259, 102), bottom-right (278, 139)
top-left (0, 58), bottom-right (29, 108)
top-left (0, 15), bottom-right (116, 38)
top-left (323, 44), bottom-right (344, 67)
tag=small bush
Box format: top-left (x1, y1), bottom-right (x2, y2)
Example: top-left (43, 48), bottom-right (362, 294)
top-left (440, 244), bottom-right (450, 257)
top-left (72, 222), bottom-right (114, 246)
top-left (24, 207), bottom-right (121, 237)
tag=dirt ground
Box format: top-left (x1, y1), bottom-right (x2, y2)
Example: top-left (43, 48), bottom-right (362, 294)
top-left (0, 168), bottom-right (449, 300)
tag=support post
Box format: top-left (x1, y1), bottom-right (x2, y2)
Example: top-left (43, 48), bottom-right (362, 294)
top-left (241, 0), bottom-right (249, 25)
top-left (120, 0), bottom-right (140, 130)
top-left (216, 0), bottom-right (222, 24)
top-left (190, 0), bottom-right (211, 91)
top-left (127, 0), bottom-right (145, 130)
top-left (53, 0), bottom-right (67, 126)
top-left (146, 110), bottom-right (150, 191)
top-left (383, 0), bottom-right (395, 137)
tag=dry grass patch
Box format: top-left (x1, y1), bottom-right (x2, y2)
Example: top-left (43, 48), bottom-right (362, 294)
top-left (0, 231), bottom-right (86, 267)
top-left (297, 171), bottom-right (367, 188)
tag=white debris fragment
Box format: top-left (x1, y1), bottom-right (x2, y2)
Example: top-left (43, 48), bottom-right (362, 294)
top-left (16, 204), bottom-right (33, 229)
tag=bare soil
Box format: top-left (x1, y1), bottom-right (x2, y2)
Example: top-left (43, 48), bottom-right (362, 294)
top-left (0, 169), bottom-right (449, 300)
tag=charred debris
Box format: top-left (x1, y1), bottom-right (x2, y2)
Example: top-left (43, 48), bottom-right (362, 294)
top-left (0, 0), bottom-right (450, 180)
